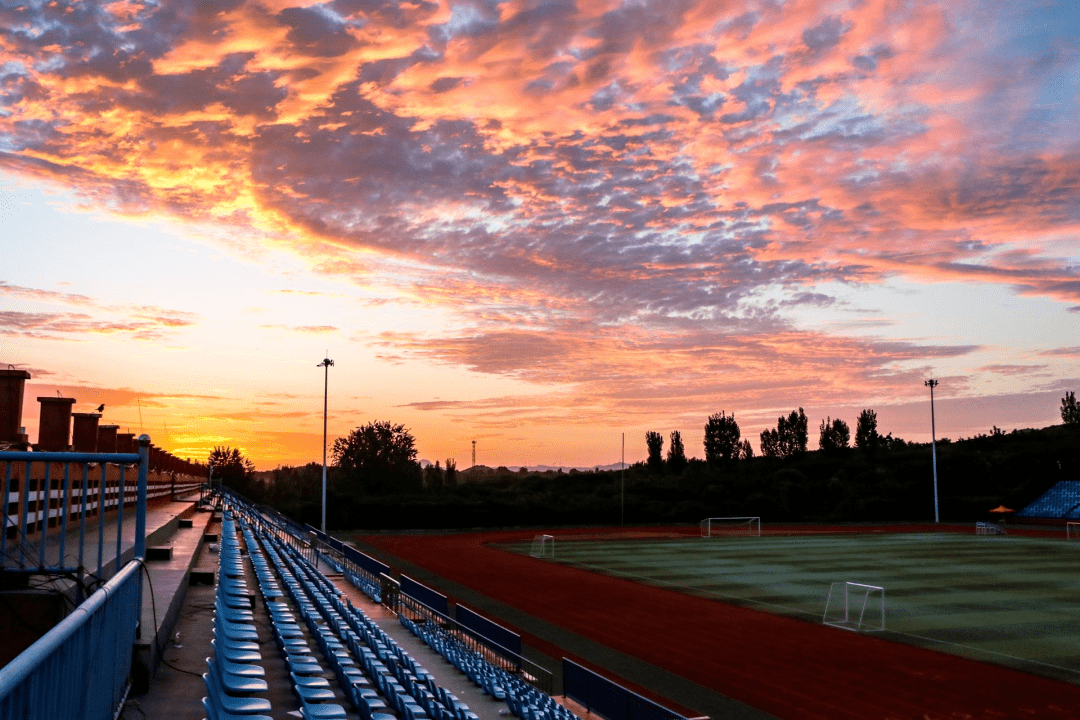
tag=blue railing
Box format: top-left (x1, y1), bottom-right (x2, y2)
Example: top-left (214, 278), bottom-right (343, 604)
top-left (0, 438), bottom-right (150, 720)
top-left (0, 558), bottom-right (143, 720)
top-left (1, 441), bottom-right (149, 577)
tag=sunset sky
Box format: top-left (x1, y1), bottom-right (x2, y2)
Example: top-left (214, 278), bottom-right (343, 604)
top-left (2, 0), bottom-right (1078, 470)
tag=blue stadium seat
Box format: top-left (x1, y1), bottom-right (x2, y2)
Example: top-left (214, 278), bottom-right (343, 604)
top-left (203, 667), bottom-right (271, 716)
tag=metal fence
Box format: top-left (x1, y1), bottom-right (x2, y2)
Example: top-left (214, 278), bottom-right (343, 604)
top-left (0, 558), bottom-right (142, 720)
top-left (0, 439), bottom-right (151, 720)
top-left (2, 441), bottom-right (151, 578)
top-left (395, 591), bottom-right (554, 695)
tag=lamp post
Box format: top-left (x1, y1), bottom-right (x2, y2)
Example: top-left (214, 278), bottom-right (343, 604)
top-left (925, 378), bottom-right (939, 523)
top-left (621, 432), bottom-right (625, 526)
top-left (318, 356), bottom-right (334, 534)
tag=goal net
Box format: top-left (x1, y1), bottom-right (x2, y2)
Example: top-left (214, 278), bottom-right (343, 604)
top-left (700, 517), bottom-right (761, 537)
top-left (1068, 522), bottom-right (1080, 540)
top-left (530, 534), bottom-right (554, 558)
top-left (823, 581), bottom-right (885, 632)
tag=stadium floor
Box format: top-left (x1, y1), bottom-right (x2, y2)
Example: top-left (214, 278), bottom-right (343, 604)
top-left (352, 524), bottom-right (1080, 720)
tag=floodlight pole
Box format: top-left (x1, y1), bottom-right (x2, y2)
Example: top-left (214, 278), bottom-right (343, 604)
top-left (621, 433), bottom-right (625, 526)
top-left (926, 378), bottom-right (939, 523)
top-left (318, 356), bottom-right (334, 534)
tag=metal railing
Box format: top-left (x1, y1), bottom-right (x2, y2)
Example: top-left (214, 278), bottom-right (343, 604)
top-left (0, 559), bottom-right (142, 720)
top-left (1, 440), bottom-right (150, 577)
top-left (395, 592), bottom-right (554, 694)
top-left (0, 438), bottom-right (150, 720)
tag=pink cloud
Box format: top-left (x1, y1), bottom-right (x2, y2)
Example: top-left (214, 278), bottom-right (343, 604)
top-left (2, 0), bottom-right (1077, 463)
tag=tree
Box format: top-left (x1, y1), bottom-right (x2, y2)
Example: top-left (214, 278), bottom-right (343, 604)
top-left (760, 408), bottom-right (809, 458)
top-left (208, 446), bottom-right (255, 495)
top-left (424, 460), bottom-right (443, 490)
top-left (739, 439), bottom-right (754, 459)
top-left (645, 431), bottom-right (664, 474)
top-left (1062, 391), bottom-right (1080, 425)
top-left (703, 412), bottom-right (741, 464)
top-left (667, 430), bottom-right (687, 475)
top-left (855, 409), bottom-right (880, 452)
top-left (780, 408), bottom-right (809, 456)
top-left (444, 458), bottom-right (457, 487)
top-left (332, 420), bottom-right (422, 495)
top-left (818, 416), bottom-right (850, 453)
top-left (759, 428), bottom-right (780, 457)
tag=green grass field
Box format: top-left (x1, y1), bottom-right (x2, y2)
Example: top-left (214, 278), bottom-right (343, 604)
top-left (504, 531), bottom-right (1080, 684)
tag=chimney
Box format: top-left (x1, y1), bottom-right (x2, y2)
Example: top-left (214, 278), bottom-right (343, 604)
top-left (36, 396), bottom-right (76, 451)
top-left (0, 369), bottom-right (32, 446)
top-left (72, 413), bottom-right (102, 452)
top-left (97, 425), bottom-right (119, 453)
top-left (116, 433), bottom-right (135, 453)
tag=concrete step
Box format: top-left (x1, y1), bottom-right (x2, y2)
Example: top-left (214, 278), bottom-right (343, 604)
top-left (132, 508), bottom-right (216, 691)
top-left (146, 546), bottom-right (174, 561)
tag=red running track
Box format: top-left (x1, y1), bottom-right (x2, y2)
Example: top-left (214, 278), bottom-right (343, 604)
top-left (359, 526), bottom-right (1080, 720)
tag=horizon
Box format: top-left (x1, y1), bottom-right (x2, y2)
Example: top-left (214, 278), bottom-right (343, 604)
top-left (2, 0), bottom-right (1078, 470)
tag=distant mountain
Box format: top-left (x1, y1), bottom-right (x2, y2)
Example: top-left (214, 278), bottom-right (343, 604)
top-left (446, 462), bottom-right (629, 480)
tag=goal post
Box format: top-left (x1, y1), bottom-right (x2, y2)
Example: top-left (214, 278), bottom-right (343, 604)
top-left (530, 534), bottom-right (554, 558)
top-left (823, 581), bottom-right (885, 632)
top-left (1068, 522), bottom-right (1080, 540)
top-left (700, 517), bottom-right (761, 537)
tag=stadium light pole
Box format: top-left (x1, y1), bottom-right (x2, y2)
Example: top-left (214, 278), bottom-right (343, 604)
top-left (621, 433), bottom-right (625, 526)
top-left (925, 377), bottom-right (940, 523)
top-left (318, 356), bottom-right (334, 534)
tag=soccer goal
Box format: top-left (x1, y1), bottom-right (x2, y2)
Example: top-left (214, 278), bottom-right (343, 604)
top-left (1068, 522), bottom-right (1080, 540)
top-left (700, 517), bottom-right (761, 537)
top-left (823, 581), bottom-right (885, 632)
top-left (976, 521), bottom-right (1006, 535)
top-left (530, 534), bottom-right (554, 558)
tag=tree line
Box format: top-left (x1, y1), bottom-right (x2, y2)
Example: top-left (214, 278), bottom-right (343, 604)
top-left (644, 407), bottom-right (913, 474)
top-left (208, 391), bottom-right (1080, 529)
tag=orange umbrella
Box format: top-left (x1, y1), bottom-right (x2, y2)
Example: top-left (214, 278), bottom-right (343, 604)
top-left (989, 505), bottom-right (1015, 513)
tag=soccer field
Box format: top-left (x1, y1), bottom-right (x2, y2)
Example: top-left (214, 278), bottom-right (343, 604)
top-left (505, 531), bottom-right (1080, 682)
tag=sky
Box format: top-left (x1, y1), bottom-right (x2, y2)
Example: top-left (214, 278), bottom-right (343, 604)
top-left (1, 0), bottom-right (1078, 470)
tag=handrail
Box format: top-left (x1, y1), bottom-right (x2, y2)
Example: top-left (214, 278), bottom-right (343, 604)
top-left (396, 591), bottom-right (554, 694)
top-left (0, 559), bottom-right (143, 720)
top-left (1, 437), bottom-right (151, 576)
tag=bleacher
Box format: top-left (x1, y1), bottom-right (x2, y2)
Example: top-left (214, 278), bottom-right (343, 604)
top-left (1017, 480), bottom-right (1080, 519)
top-left (199, 492), bottom-right (575, 720)
top-left (0, 468), bottom-right (649, 720)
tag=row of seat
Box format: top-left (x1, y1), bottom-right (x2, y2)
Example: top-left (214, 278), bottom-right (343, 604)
top-left (231, 500), bottom-right (481, 720)
top-left (260, 526), bottom-right (474, 720)
top-left (401, 617), bottom-right (575, 720)
top-left (202, 513), bottom-right (272, 720)
top-left (213, 494), bottom-right (580, 720)
top-left (242, 518), bottom-right (356, 719)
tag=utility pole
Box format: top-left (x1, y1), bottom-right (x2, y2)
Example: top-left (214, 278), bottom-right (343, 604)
top-left (621, 433), bottom-right (625, 526)
top-left (472, 440), bottom-right (476, 467)
top-left (318, 355), bottom-right (334, 534)
top-left (925, 377), bottom-right (940, 523)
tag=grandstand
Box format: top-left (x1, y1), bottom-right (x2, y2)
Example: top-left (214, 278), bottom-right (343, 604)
top-left (5, 375), bottom-right (1080, 720)
top-left (0, 431), bottom-right (646, 720)
top-left (1016, 480), bottom-right (1080, 519)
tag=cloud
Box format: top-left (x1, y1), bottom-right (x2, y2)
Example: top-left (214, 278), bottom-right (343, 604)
top-left (2, 0), bottom-right (1078, 450)
top-left (0, 310), bottom-right (195, 341)
top-left (0, 282), bottom-right (198, 340)
top-left (259, 324), bottom-right (339, 334)
top-left (1040, 346), bottom-right (1080, 358)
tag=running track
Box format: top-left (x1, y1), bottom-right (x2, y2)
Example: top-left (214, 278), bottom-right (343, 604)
top-left (358, 526), bottom-right (1080, 720)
